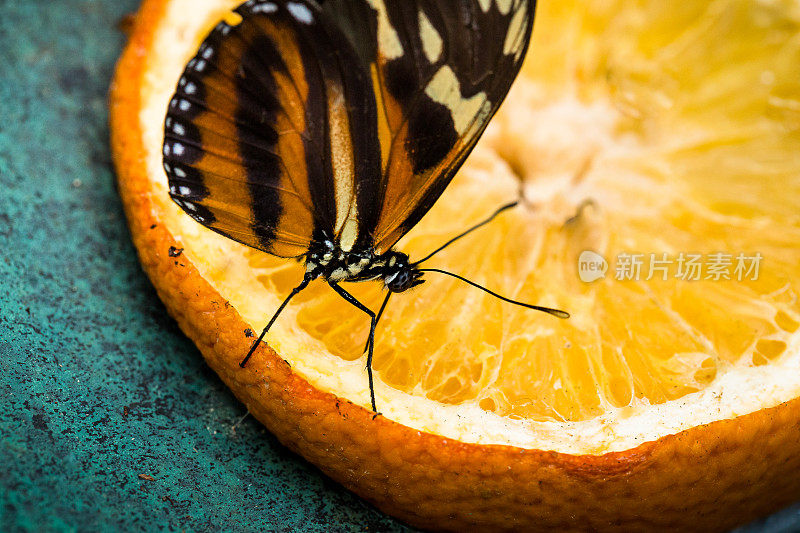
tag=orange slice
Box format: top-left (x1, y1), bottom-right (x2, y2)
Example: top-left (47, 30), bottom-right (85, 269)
top-left (111, 0), bottom-right (800, 530)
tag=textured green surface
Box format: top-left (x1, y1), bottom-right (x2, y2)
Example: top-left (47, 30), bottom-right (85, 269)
top-left (0, 1), bottom-right (409, 531)
top-left (0, 1), bottom-right (798, 532)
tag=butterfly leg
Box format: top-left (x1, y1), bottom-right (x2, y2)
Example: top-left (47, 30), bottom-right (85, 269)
top-left (240, 275), bottom-right (313, 368)
top-left (329, 282), bottom-right (379, 413)
top-left (362, 291), bottom-right (392, 354)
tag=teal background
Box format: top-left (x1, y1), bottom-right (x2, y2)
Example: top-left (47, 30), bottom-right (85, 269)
top-left (0, 1), bottom-right (797, 531)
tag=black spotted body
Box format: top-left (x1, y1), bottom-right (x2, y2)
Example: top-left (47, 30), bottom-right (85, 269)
top-left (304, 236), bottom-right (423, 291)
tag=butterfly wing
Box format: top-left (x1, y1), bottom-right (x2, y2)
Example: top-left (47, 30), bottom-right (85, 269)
top-left (320, 0), bottom-right (536, 253)
top-left (164, 0), bottom-right (533, 258)
top-left (163, 0), bottom-right (381, 258)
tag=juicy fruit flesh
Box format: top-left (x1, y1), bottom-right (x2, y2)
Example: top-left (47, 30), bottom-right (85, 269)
top-left (247, 0), bottom-right (800, 422)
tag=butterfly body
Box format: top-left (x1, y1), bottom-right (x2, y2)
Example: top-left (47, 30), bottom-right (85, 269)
top-left (304, 236), bottom-right (423, 291)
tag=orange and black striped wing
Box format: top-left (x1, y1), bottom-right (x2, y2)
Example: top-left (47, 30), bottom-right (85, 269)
top-left (163, 0), bottom-right (381, 258)
top-left (320, 0), bottom-right (536, 252)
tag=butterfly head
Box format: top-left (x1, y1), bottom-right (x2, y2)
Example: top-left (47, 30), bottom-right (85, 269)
top-left (382, 251), bottom-right (424, 293)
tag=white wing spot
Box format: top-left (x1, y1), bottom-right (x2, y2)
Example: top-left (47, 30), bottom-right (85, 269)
top-left (174, 167), bottom-right (187, 178)
top-left (178, 99), bottom-right (191, 112)
top-left (287, 2), bottom-right (313, 24)
top-left (172, 123), bottom-right (186, 136)
top-left (418, 9), bottom-right (443, 63)
top-left (163, 144), bottom-right (170, 156)
top-left (425, 66), bottom-right (487, 134)
top-left (173, 143), bottom-right (185, 156)
top-left (184, 82), bottom-right (197, 95)
top-left (366, 0), bottom-right (403, 59)
top-left (202, 46), bottom-right (214, 60)
top-left (252, 2), bottom-right (278, 13)
top-left (175, 199), bottom-right (197, 212)
top-left (194, 59), bottom-right (206, 72)
top-left (178, 186), bottom-right (192, 196)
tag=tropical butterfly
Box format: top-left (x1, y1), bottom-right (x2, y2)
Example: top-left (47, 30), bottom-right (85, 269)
top-left (162, 0), bottom-right (568, 412)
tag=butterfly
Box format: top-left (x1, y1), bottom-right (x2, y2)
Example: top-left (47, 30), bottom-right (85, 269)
top-left (162, 0), bottom-right (568, 412)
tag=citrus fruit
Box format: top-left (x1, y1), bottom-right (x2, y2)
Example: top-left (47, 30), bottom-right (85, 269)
top-left (111, 0), bottom-right (800, 530)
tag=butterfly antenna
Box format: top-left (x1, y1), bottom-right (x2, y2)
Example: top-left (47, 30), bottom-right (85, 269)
top-left (418, 268), bottom-right (570, 319)
top-left (413, 201), bottom-right (518, 266)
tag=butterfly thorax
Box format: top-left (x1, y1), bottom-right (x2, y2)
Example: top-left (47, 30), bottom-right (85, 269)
top-left (304, 238), bottom-right (424, 293)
